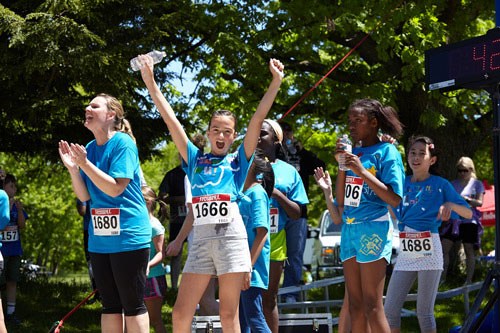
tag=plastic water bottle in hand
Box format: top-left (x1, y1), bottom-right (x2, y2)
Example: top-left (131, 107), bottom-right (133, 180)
top-left (338, 134), bottom-right (352, 171)
top-left (130, 50), bottom-right (166, 71)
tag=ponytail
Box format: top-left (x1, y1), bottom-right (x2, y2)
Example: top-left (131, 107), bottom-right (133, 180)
top-left (253, 148), bottom-right (275, 198)
top-left (350, 99), bottom-right (404, 138)
top-left (96, 93), bottom-right (137, 143)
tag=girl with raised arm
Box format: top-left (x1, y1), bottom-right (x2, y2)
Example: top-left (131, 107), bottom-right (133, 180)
top-left (139, 54), bottom-right (284, 333)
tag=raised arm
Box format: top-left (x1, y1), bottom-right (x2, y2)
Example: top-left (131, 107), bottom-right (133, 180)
top-left (243, 59), bottom-right (284, 160)
top-left (314, 167), bottom-right (342, 224)
top-left (139, 55), bottom-right (189, 161)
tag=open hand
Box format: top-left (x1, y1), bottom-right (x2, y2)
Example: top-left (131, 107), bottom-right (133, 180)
top-left (70, 143), bottom-right (88, 167)
top-left (59, 141), bottom-right (78, 171)
top-left (314, 167), bottom-right (332, 192)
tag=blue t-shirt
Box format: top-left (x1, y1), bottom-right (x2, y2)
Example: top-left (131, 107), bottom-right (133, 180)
top-left (0, 190), bottom-right (10, 249)
top-left (82, 132), bottom-right (151, 253)
top-left (239, 184), bottom-right (270, 289)
top-left (183, 141), bottom-right (252, 201)
top-left (270, 159), bottom-right (309, 233)
top-left (343, 142), bottom-right (405, 224)
top-left (395, 175), bottom-right (469, 233)
top-left (148, 217), bottom-right (166, 278)
top-left (1, 204), bottom-right (28, 256)
top-left (77, 199), bottom-right (91, 231)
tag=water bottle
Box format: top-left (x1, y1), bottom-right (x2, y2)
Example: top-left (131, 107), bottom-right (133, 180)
top-left (338, 134), bottom-right (352, 171)
top-left (130, 50), bottom-right (166, 71)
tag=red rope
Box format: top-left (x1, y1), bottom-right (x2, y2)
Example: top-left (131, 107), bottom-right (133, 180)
top-left (279, 0), bottom-right (406, 121)
top-left (54, 289), bottom-right (97, 333)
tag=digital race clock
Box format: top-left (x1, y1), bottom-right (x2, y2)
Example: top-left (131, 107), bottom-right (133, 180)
top-left (425, 28), bottom-right (500, 91)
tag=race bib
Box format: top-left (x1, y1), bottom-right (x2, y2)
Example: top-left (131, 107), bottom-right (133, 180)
top-left (192, 194), bottom-right (234, 225)
top-left (399, 231), bottom-right (433, 259)
top-left (269, 208), bottom-right (279, 234)
top-left (91, 208), bottom-right (120, 236)
top-left (178, 205), bottom-right (187, 217)
top-left (1, 226), bottom-right (19, 242)
top-left (344, 176), bottom-right (363, 207)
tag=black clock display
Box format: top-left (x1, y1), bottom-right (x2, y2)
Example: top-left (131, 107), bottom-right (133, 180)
top-left (425, 28), bottom-right (500, 91)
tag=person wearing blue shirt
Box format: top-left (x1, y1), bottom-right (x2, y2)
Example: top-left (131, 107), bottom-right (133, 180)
top-left (238, 150), bottom-right (274, 333)
top-left (385, 136), bottom-right (472, 333)
top-left (1, 174), bottom-right (27, 325)
top-left (0, 176), bottom-right (11, 333)
top-left (140, 53), bottom-right (284, 332)
top-left (334, 99), bottom-right (404, 332)
top-left (59, 94), bottom-right (151, 332)
top-left (258, 119), bottom-right (309, 333)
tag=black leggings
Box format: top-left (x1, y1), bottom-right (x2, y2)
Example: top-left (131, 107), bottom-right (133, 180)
top-left (90, 248), bottom-right (149, 316)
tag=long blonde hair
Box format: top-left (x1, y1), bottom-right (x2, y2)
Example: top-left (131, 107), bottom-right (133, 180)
top-left (456, 156), bottom-right (477, 179)
top-left (97, 93), bottom-right (136, 143)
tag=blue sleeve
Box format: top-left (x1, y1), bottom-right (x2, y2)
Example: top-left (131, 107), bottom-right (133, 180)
top-left (22, 209), bottom-right (29, 220)
top-left (0, 191), bottom-right (10, 230)
top-left (477, 180), bottom-right (485, 195)
top-left (251, 192), bottom-right (270, 231)
top-left (235, 144), bottom-right (254, 190)
top-left (184, 141), bottom-right (201, 179)
top-left (108, 139), bottom-right (138, 180)
top-left (380, 145), bottom-right (405, 200)
top-left (288, 170), bottom-right (309, 205)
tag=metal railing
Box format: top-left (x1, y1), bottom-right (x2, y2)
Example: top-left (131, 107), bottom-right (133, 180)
top-left (277, 276), bottom-right (484, 321)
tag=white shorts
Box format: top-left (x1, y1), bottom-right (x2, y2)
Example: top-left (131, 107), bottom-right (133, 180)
top-left (183, 238), bottom-right (251, 276)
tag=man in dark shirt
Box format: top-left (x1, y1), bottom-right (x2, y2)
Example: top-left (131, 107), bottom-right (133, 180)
top-left (159, 155), bottom-right (187, 290)
top-left (280, 122), bottom-right (326, 301)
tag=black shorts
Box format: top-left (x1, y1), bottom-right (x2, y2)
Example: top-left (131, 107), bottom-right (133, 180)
top-left (169, 222), bottom-right (184, 242)
top-left (459, 223), bottom-right (480, 246)
top-left (90, 248), bottom-right (149, 316)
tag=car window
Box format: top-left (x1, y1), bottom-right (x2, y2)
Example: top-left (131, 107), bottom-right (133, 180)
top-left (322, 212), bottom-right (343, 235)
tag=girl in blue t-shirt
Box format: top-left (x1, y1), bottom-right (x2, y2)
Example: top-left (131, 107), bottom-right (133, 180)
top-left (139, 54), bottom-right (284, 332)
top-left (0, 178), bottom-right (10, 333)
top-left (238, 149), bottom-right (275, 333)
top-left (59, 94), bottom-right (151, 332)
top-left (334, 98), bottom-right (405, 332)
top-left (141, 186), bottom-right (167, 333)
top-left (257, 119), bottom-right (309, 332)
top-left (384, 136), bottom-right (471, 332)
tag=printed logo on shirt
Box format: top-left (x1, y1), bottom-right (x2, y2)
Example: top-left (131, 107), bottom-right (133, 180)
top-left (360, 234), bottom-right (383, 256)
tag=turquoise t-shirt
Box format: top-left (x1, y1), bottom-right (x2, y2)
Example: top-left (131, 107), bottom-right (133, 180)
top-left (0, 190), bottom-right (10, 248)
top-left (239, 184), bottom-right (270, 289)
top-left (82, 132), bottom-right (151, 253)
top-left (270, 159), bottom-right (309, 233)
top-left (183, 141), bottom-right (253, 201)
top-left (395, 175), bottom-right (469, 233)
top-left (148, 217), bottom-right (166, 278)
top-left (343, 142), bottom-right (405, 224)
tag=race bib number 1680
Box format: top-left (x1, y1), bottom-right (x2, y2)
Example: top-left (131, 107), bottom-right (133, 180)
top-left (91, 208), bottom-right (120, 236)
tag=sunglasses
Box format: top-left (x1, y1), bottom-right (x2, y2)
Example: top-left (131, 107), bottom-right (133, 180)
top-left (457, 169), bottom-right (470, 173)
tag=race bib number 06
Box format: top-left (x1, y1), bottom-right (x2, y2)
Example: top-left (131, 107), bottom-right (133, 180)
top-left (91, 208), bottom-right (120, 236)
top-left (269, 208), bottom-right (279, 234)
top-left (399, 231), bottom-right (433, 259)
top-left (344, 176), bottom-right (363, 207)
top-left (193, 194), bottom-right (234, 225)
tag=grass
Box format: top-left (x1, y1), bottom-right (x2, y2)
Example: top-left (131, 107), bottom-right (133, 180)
top-left (4, 228), bottom-right (497, 332)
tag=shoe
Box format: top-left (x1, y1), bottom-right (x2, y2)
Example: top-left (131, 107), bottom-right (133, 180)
top-left (285, 296), bottom-right (296, 304)
top-left (5, 313), bottom-right (22, 326)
